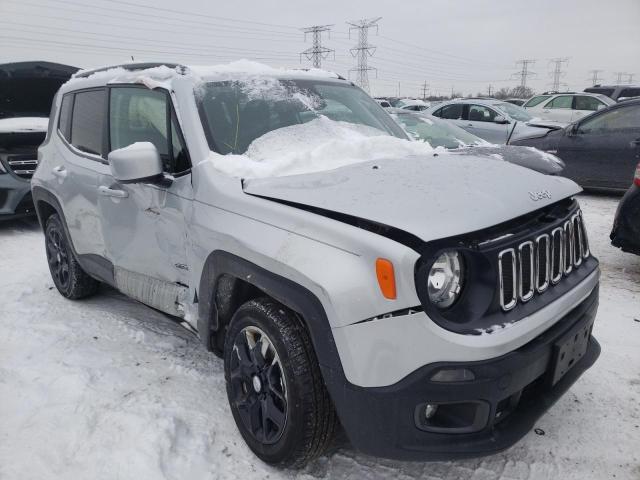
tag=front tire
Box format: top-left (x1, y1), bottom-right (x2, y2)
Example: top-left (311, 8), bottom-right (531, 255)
top-left (45, 214), bottom-right (99, 299)
top-left (224, 298), bottom-right (338, 467)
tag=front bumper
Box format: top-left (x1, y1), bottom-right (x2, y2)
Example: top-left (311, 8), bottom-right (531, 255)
top-left (0, 171), bottom-right (34, 220)
top-left (611, 185), bottom-right (640, 255)
top-left (324, 285), bottom-right (600, 461)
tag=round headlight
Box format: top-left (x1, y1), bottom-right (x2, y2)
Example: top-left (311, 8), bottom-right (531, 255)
top-left (427, 251), bottom-right (464, 309)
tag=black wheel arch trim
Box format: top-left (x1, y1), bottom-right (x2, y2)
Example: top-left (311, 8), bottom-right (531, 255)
top-left (197, 250), bottom-right (342, 371)
top-left (31, 186), bottom-right (115, 286)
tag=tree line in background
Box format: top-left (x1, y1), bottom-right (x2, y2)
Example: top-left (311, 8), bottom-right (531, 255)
top-left (424, 86), bottom-right (536, 101)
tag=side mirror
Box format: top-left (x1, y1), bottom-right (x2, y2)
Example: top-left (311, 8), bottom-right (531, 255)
top-left (494, 115), bottom-right (509, 124)
top-left (108, 142), bottom-right (164, 184)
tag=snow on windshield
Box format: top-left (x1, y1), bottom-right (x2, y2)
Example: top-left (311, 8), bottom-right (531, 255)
top-left (206, 116), bottom-right (435, 178)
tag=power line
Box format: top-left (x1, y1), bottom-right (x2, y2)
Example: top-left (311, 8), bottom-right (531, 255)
top-left (587, 69), bottom-right (604, 86)
top-left (300, 25), bottom-right (334, 68)
top-left (347, 17), bottom-right (381, 93)
top-left (512, 59), bottom-right (536, 96)
top-left (548, 57), bottom-right (569, 91)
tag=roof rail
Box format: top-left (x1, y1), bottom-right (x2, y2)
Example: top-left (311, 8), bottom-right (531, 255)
top-left (73, 62), bottom-right (188, 78)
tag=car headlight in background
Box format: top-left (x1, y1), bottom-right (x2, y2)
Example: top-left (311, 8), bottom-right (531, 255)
top-left (427, 251), bottom-right (464, 308)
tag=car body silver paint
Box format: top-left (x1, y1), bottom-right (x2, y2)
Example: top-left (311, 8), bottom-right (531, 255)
top-left (334, 268), bottom-right (599, 387)
top-left (35, 70), bottom-right (596, 388)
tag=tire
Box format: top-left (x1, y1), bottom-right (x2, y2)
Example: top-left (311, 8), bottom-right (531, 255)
top-left (44, 213), bottom-right (100, 299)
top-left (223, 297), bottom-right (339, 468)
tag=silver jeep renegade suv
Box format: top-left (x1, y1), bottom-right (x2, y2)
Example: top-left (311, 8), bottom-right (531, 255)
top-left (32, 63), bottom-right (600, 467)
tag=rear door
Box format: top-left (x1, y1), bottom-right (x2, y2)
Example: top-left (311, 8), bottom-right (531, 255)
top-left (54, 88), bottom-right (111, 259)
top-left (558, 104), bottom-right (640, 189)
top-left (98, 85), bottom-right (193, 316)
top-left (540, 95), bottom-right (574, 122)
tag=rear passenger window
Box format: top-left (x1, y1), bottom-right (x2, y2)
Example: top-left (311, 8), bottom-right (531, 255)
top-left (58, 94), bottom-right (73, 141)
top-left (70, 90), bottom-right (105, 156)
top-left (574, 96), bottom-right (605, 111)
top-left (619, 88), bottom-right (640, 100)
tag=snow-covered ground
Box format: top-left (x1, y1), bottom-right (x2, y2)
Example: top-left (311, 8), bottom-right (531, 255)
top-left (1, 194), bottom-right (639, 480)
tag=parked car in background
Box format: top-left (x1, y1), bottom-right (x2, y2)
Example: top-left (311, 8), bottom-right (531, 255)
top-left (523, 92), bottom-right (615, 123)
top-left (428, 98), bottom-right (563, 144)
top-left (33, 62), bottom-right (600, 467)
top-left (585, 84), bottom-right (640, 102)
top-left (0, 61), bottom-right (78, 220)
top-left (396, 98), bottom-right (430, 111)
top-left (512, 99), bottom-right (640, 191)
top-left (610, 162), bottom-right (640, 256)
top-left (504, 98), bottom-right (526, 106)
top-left (375, 98), bottom-right (392, 108)
top-left (389, 108), bottom-right (564, 175)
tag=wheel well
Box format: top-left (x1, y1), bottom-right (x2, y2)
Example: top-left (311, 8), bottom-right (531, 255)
top-left (209, 274), bottom-right (267, 355)
top-left (36, 200), bottom-right (57, 230)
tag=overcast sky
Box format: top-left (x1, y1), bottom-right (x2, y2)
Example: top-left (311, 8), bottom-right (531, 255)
top-left (1, 0), bottom-right (639, 97)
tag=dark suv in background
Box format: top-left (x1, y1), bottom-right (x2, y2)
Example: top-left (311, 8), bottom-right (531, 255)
top-left (584, 84), bottom-right (640, 102)
top-left (0, 61), bottom-right (77, 220)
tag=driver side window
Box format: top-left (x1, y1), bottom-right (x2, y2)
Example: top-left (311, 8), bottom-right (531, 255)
top-left (545, 95), bottom-right (572, 109)
top-left (109, 87), bottom-right (190, 174)
top-left (579, 105), bottom-right (640, 133)
top-left (468, 105), bottom-right (497, 122)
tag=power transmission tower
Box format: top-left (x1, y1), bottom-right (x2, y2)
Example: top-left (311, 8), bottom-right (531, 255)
top-left (300, 25), bottom-right (334, 68)
top-left (421, 81), bottom-right (429, 100)
top-left (347, 17), bottom-right (381, 93)
top-left (626, 73), bottom-right (636, 84)
top-left (587, 69), bottom-right (604, 86)
top-left (614, 72), bottom-right (627, 84)
top-left (487, 84), bottom-right (493, 97)
top-left (548, 57), bottom-right (569, 91)
top-left (512, 59), bottom-right (536, 96)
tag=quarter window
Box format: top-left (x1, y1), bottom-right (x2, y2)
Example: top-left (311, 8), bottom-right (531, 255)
top-left (545, 95), bottom-right (573, 109)
top-left (109, 87), bottom-right (190, 174)
top-left (70, 89), bottom-right (105, 156)
top-left (58, 94), bottom-right (73, 141)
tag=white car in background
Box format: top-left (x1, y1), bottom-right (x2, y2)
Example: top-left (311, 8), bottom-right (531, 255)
top-left (523, 92), bottom-right (615, 123)
top-left (395, 98), bottom-right (430, 111)
top-left (427, 98), bottom-right (563, 144)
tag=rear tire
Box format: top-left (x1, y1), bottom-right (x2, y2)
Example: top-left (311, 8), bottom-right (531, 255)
top-left (45, 214), bottom-right (99, 299)
top-left (223, 297), bottom-right (338, 468)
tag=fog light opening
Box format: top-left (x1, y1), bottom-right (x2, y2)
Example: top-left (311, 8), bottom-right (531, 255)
top-left (424, 404), bottom-right (438, 419)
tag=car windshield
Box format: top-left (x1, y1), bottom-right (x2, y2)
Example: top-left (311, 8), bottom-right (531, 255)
top-left (393, 112), bottom-right (484, 148)
top-left (494, 102), bottom-right (533, 122)
top-left (197, 78), bottom-right (406, 155)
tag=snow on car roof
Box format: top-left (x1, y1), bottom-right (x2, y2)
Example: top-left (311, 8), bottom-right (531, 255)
top-left (66, 60), bottom-right (342, 91)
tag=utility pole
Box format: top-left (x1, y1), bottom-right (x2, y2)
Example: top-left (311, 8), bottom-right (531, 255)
top-left (512, 59), bottom-right (536, 97)
top-left (548, 57), bottom-right (569, 91)
top-left (587, 69), bottom-right (604, 86)
top-left (487, 84), bottom-right (493, 97)
top-left (421, 81), bottom-right (429, 100)
top-left (300, 25), bottom-right (334, 69)
top-left (347, 17), bottom-right (381, 93)
top-left (614, 72), bottom-right (627, 84)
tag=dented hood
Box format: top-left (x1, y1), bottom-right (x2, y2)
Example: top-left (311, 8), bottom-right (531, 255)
top-left (243, 154), bottom-right (582, 242)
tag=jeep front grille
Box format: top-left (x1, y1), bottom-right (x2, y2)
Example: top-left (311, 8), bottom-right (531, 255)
top-left (498, 211), bottom-right (589, 311)
top-left (7, 155), bottom-right (39, 179)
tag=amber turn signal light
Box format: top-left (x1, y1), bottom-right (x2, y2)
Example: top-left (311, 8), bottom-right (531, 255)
top-left (376, 258), bottom-right (397, 300)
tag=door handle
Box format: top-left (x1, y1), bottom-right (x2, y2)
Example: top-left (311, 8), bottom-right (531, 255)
top-left (52, 166), bottom-right (67, 179)
top-left (98, 185), bottom-right (128, 198)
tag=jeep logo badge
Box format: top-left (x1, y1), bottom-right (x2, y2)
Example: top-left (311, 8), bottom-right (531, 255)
top-left (529, 190), bottom-right (552, 201)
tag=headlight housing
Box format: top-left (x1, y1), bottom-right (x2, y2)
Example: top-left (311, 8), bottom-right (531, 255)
top-left (427, 251), bottom-right (464, 309)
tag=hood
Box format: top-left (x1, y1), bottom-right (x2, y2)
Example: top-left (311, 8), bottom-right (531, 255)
top-left (460, 145), bottom-right (564, 175)
top-left (243, 154), bottom-right (581, 243)
top-left (0, 61), bottom-right (78, 119)
top-left (526, 118), bottom-right (566, 130)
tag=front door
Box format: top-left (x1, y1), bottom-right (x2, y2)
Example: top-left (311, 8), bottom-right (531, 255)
top-left (98, 85), bottom-right (193, 316)
top-left (465, 104), bottom-right (508, 143)
top-left (558, 104), bottom-right (640, 189)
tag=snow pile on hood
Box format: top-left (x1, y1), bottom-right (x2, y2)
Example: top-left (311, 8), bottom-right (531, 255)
top-left (0, 117), bottom-right (49, 133)
top-left (207, 116), bottom-right (436, 178)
